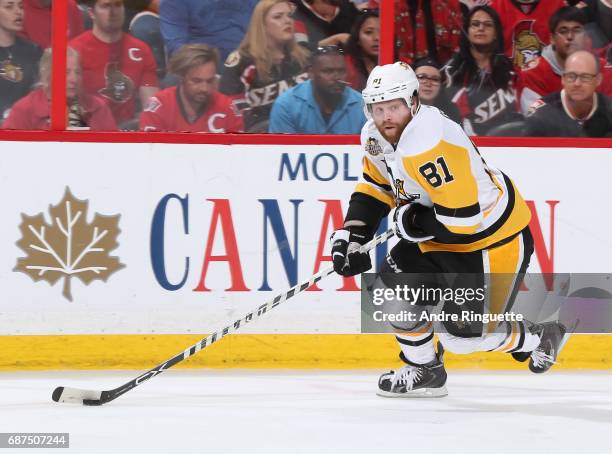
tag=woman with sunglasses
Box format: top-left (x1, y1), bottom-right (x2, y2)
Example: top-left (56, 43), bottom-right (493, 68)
top-left (442, 5), bottom-right (521, 135)
top-left (219, 0), bottom-right (310, 132)
top-left (343, 9), bottom-right (379, 91)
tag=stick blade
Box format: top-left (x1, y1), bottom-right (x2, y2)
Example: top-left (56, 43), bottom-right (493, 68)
top-left (52, 386), bottom-right (103, 405)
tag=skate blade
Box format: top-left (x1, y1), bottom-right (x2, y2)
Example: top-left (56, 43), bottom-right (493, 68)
top-left (376, 386), bottom-right (448, 398)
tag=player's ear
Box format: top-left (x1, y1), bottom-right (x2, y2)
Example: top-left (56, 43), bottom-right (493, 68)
top-left (595, 72), bottom-right (603, 88)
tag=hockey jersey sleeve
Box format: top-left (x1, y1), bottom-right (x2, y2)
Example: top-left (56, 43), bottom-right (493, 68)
top-left (402, 139), bottom-right (483, 238)
top-left (343, 130), bottom-right (394, 231)
top-left (355, 154), bottom-right (395, 209)
top-left (345, 154), bottom-right (394, 231)
top-left (139, 44), bottom-right (159, 88)
top-left (139, 95), bottom-right (166, 131)
top-left (219, 52), bottom-right (251, 114)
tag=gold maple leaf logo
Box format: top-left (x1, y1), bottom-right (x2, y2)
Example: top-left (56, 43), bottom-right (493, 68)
top-left (14, 187), bottom-right (125, 301)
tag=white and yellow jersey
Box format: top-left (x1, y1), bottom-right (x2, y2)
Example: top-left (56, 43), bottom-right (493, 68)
top-left (356, 105), bottom-right (531, 253)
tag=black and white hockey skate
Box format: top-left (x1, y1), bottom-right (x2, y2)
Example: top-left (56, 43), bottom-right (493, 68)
top-left (377, 343), bottom-right (448, 398)
top-left (512, 322), bottom-right (567, 373)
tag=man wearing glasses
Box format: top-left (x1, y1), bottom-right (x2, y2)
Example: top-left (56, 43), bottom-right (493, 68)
top-left (517, 6), bottom-right (590, 115)
top-left (525, 50), bottom-right (612, 137)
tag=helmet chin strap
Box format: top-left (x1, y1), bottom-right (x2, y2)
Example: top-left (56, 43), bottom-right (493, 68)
top-left (410, 94), bottom-right (420, 117)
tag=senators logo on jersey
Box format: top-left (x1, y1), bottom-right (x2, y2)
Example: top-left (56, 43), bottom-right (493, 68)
top-left (512, 20), bottom-right (544, 67)
top-left (0, 60), bottom-right (23, 83)
top-left (99, 62), bottom-right (135, 104)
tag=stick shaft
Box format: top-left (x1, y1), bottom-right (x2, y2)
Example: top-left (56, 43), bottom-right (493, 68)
top-left (87, 228), bottom-right (395, 403)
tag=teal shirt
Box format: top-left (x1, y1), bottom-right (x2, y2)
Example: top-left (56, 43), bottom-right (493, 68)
top-left (269, 80), bottom-right (366, 134)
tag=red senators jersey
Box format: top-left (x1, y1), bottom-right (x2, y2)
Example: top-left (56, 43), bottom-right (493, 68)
top-left (516, 53), bottom-right (561, 113)
top-left (368, 0), bottom-right (462, 64)
top-left (598, 45), bottom-right (612, 98)
top-left (19, 0), bottom-right (84, 49)
top-left (139, 86), bottom-right (243, 133)
top-left (69, 31), bottom-right (158, 124)
top-left (489, 0), bottom-right (566, 67)
top-left (2, 87), bottom-right (117, 130)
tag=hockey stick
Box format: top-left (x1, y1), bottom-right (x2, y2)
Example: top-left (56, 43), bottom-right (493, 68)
top-left (52, 228), bottom-right (395, 406)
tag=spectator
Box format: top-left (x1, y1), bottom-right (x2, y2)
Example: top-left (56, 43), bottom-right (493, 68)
top-left (413, 57), bottom-right (461, 124)
top-left (368, 0), bottom-right (462, 65)
top-left (2, 47), bottom-right (117, 130)
top-left (19, 0), bottom-right (84, 49)
top-left (442, 6), bottom-right (520, 136)
top-left (525, 50), bottom-right (612, 137)
top-left (488, 0), bottom-right (567, 67)
top-left (291, 0), bottom-right (359, 49)
top-left (139, 44), bottom-right (242, 133)
top-left (269, 46), bottom-right (365, 133)
top-left (0, 0), bottom-right (41, 121)
top-left (343, 8), bottom-right (378, 91)
top-left (70, 0), bottom-right (159, 126)
top-left (220, 0), bottom-right (310, 132)
top-left (516, 6), bottom-right (589, 114)
top-left (160, 0), bottom-right (258, 61)
top-left (585, 0), bottom-right (612, 51)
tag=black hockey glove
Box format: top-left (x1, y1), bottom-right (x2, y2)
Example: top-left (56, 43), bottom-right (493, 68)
top-left (330, 225), bottom-right (373, 277)
top-left (393, 203), bottom-right (435, 243)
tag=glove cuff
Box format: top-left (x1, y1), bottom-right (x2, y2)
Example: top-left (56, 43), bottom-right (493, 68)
top-left (396, 204), bottom-right (435, 243)
top-left (330, 229), bottom-right (350, 244)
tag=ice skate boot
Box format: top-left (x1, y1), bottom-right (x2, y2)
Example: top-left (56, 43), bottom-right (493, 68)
top-left (377, 343), bottom-right (448, 398)
top-left (511, 322), bottom-right (567, 373)
top-left (528, 322), bottom-right (567, 373)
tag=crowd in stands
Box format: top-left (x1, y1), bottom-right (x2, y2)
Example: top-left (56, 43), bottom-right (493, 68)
top-left (0, 0), bottom-right (609, 137)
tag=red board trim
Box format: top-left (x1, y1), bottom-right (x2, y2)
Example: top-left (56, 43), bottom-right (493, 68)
top-left (0, 130), bottom-right (610, 148)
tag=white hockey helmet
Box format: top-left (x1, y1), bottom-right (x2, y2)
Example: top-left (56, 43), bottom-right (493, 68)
top-left (362, 61), bottom-right (420, 119)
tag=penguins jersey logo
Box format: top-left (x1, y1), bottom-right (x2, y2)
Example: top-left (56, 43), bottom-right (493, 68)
top-left (394, 179), bottom-right (420, 205)
top-left (0, 60), bottom-right (23, 83)
top-left (99, 62), bottom-right (135, 104)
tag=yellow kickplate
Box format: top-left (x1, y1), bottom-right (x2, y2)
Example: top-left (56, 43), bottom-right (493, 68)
top-left (0, 334), bottom-right (609, 370)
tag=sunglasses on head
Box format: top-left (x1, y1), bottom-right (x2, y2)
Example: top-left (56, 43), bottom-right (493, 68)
top-left (315, 45), bottom-right (345, 56)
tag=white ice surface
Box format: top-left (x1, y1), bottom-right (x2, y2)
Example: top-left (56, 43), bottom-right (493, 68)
top-left (0, 370), bottom-right (611, 454)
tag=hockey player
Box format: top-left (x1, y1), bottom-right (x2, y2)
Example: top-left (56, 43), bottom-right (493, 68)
top-left (330, 61), bottom-right (566, 397)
